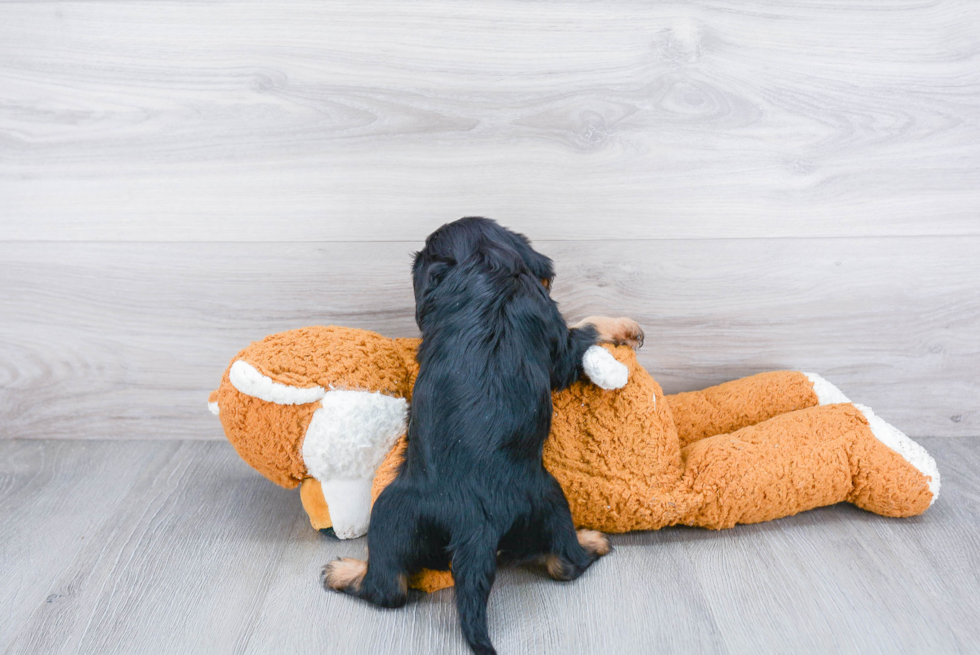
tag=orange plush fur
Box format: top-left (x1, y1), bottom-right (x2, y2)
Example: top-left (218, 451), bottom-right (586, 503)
top-left (211, 326), bottom-right (938, 593)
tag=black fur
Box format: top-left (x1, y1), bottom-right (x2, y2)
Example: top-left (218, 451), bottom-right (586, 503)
top-left (327, 217), bottom-right (610, 655)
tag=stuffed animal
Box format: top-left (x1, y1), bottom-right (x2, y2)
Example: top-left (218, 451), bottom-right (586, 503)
top-left (210, 325), bottom-right (939, 592)
top-left (208, 325), bottom-right (630, 540)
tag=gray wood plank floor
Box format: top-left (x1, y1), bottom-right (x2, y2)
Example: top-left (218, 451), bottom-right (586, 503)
top-left (1, 438), bottom-right (977, 655)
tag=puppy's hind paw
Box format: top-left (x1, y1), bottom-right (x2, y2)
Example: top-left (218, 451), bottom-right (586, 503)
top-left (321, 557), bottom-right (367, 593)
top-left (577, 529), bottom-right (611, 557)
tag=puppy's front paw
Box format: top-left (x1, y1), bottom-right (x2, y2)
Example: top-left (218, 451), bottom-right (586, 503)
top-left (575, 316), bottom-right (645, 349)
top-left (610, 317), bottom-right (644, 349)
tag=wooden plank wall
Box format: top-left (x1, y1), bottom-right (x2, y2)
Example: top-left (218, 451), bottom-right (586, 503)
top-left (1, 0), bottom-right (977, 438)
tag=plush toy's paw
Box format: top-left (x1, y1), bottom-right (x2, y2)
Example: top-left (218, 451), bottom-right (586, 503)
top-left (803, 372), bottom-right (851, 405)
top-left (576, 529), bottom-right (612, 557)
top-left (575, 316), bottom-right (644, 349)
top-left (322, 557), bottom-right (367, 593)
top-left (582, 346), bottom-right (629, 390)
top-left (854, 403), bottom-right (941, 505)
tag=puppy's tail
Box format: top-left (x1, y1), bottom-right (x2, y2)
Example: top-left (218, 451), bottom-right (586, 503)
top-left (452, 534), bottom-right (499, 655)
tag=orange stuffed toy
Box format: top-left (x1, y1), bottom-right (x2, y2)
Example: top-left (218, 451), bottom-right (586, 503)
top-left (210, 325), bottom-right (939, 592)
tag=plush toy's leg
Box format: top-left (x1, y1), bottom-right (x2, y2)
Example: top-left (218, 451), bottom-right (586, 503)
top-left (312, 477), bottom-right (375, 539)
top-left (678, 400), bottom-right (938, 529)
top-left (665, 371), bottom-right (840, 448)
top-left (298, 470), bottom-right (376, 539)
top-left (847, 402), bottom-right (940, 513)
top-left (297, 389), bottom-right (408, 539)
top-left (300, 478), bottom-right (333, 530)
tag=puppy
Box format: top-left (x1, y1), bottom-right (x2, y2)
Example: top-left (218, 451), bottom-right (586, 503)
top-left (323, 217), bottom-right (643, 655)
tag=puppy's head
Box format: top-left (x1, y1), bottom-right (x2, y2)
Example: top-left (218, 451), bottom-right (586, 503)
top-left (412, 217), bottom-right (554, 329)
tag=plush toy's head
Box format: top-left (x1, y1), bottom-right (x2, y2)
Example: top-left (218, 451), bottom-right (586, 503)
top-left (208, 326), bottom-right (422, 536)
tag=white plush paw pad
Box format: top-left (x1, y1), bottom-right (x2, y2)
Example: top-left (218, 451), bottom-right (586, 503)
top-left (207, 401), bottom-right (220, 416)
top-left (804, 372), bottom-right (851, 405)
top-left (583, 346), bottom-right (629, 390)
top-left (855, 403), bottom-right (941, 504)
top-left (318, 477), bottom-right (374, 539)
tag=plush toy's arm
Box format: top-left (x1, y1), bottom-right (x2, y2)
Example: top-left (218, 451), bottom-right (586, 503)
top-left (551, 316), bottom-right (642, 390)
top-left (665, 371), bottom-right (828, 448)
top-left (582, 345), bottom-right (629, 390)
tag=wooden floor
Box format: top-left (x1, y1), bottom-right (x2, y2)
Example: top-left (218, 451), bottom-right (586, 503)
top-left (1, 437), bottom-right (977, 655)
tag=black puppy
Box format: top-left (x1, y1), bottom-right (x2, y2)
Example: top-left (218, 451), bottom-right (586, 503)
top-left (322, 217), bottom-right (643, 655)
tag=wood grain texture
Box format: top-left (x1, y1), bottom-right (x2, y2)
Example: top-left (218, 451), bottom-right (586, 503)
top-left (0, 440), bottom-right (178, 651)
top-left (1, 237), bottom-right (977, 439)
top-left (1, 0), bottom-right (978, 241)
top-left (0, 437), bottom-right (977, 654)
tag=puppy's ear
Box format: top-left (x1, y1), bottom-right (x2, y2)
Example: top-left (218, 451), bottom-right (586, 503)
top-left (523, 248), bottom-right (555, 283)
top-left (414, 258), bottom-right (451, 295)
top-left (478, 240), bottom-right (526, 278)
top-left (508, 233), bottom-right (555, 282)
top-left (412, 252), bottom-right (453, 328)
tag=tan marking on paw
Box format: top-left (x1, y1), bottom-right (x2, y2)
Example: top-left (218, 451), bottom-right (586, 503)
top-left (577, 529), bottom-right (611, 556)
top-left (543, 554), bottom-right (569, 580)
top-left (322, 557), bottom-right (367, 592)
top-left (574, 316), bottom-right (644, 349)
